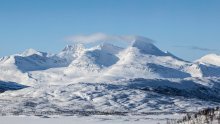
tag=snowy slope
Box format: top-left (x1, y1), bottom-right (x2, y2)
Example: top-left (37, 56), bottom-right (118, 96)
top-left (57, 44), bottom-right (85, 63)
top-left (104, 42), bottom-right (190, 80)
top-left (0, 55), bottom-right (36, 85)
top-left (197, 54), bottom-right (220, 66)
top-left (0, 45), bottom-right (85, 85)
top-left (0, 49), bottom-right (69, 85)
top-left (0, 78), bottom-right (219, 117)
top-left (194, 54), bottom-right (220, 77)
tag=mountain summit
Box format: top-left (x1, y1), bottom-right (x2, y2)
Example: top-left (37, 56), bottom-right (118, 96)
top-left (22, 48), bottom-right (43, 57)
top-left (197, 54), bottom-right (220, 66)
top-left (132, 40), bottom-right (166, 56)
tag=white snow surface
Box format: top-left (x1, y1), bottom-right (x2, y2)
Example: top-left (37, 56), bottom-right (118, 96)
top-left (197, 54), bottom-right (220, 66)
top-left (0, 115), bottom-right (174, 124)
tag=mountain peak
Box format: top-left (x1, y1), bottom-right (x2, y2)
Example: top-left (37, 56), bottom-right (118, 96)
top-left (131, 40), bottom-right (166, 56)
top-left (97, 42), bottom-right (123, 54)
top-left (62, 44), bottom-right (84, 52)
top-left (197, 54), bottom-right (220, 66)
top-left (22, 48), bottom-right (43, 56)
top-left (58, 44), bottom-right (85, 62)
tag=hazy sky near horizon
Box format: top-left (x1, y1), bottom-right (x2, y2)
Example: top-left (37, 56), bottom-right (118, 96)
top-left (0, 0), bottom-right (220, 61)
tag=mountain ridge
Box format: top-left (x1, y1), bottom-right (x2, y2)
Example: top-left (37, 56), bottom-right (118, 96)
top-left (0, 41), bottom-right (220, 85)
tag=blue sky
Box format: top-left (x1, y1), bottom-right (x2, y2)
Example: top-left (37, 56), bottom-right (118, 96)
top-left (0, 0), bottom-right (220, 61)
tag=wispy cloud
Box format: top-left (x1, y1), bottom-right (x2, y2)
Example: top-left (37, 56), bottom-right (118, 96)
top-left (65, 33), bottom-right (154, 44)
top-left (174, 45), bottom-right (218, 52)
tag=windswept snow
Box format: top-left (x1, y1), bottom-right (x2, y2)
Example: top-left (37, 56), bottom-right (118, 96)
top-left (132, 40), bottom-right (167, 56)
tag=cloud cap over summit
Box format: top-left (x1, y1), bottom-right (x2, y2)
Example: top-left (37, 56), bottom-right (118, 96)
top-left (66, 33), bottom-right (155, 45)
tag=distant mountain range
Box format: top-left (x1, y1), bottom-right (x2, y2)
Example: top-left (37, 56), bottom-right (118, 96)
top-left (1, 39), bottom-right (220, 85)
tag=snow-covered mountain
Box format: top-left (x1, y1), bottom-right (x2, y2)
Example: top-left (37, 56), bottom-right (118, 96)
top-left (0, 48), bottom-right (70, 85)
top-left (57, 44), bottom-right (85, 63)
top-left (1, 39), bottom-right (220, 84)
top-left (0, 39), bottom-right (220, 118)
top-left (104, 40), bottom-right (192, 80)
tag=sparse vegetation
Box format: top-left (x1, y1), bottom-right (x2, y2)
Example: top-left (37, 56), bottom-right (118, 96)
top-left (167, 107), bottom-right (220, 124)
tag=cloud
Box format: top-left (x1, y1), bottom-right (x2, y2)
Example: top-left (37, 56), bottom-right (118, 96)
top-left (174, 45), bottom-right (218, 52)
top-left (65, 33), bottom-right (154, 44)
